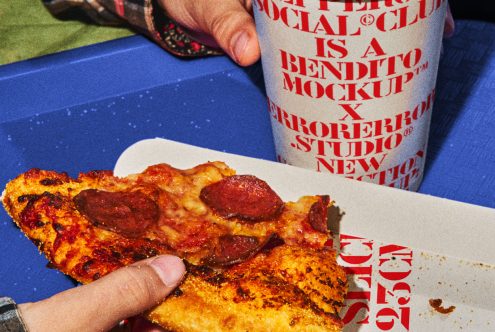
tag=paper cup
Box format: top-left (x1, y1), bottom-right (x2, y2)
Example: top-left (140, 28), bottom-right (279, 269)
top-left (253, 0), bottom-right (448, 191)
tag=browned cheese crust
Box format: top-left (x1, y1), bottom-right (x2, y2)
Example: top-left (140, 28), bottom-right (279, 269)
top-left (2, 162), bottom-right (348, 331)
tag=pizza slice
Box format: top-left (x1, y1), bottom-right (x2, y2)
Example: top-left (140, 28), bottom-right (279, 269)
top-left (2, 161), bottom-right (347, 331)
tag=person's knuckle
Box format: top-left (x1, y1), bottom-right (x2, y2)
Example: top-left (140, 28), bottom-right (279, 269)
top-left (208, 13), bottom-right (233, 40)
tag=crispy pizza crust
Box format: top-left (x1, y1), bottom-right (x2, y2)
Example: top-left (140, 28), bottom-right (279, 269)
top-left (2, 162), bottom-right (348, 331)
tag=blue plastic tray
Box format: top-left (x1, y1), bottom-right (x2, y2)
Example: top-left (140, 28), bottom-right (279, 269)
top-left (1, 20), bottom-right (494, 303)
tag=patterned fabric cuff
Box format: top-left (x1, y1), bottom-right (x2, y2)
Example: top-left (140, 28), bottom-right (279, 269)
top-left (0, 297), bottom-right (28, 332)
top-left (105, 0), bottom-right (222, 57)
top-left (43, 0), bottom-right (221, 57)
top-left (147, 0), bottom-right (222, 57)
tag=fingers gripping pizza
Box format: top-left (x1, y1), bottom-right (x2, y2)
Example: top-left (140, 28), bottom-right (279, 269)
top-left (2, 162), bottom-right (348, 331)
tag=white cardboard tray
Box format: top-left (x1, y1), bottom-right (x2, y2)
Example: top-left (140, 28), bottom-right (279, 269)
top-left (115, 138), bottom-right (495, 332)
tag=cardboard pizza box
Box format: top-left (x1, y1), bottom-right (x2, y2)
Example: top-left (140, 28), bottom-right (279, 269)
top-left (115, 138), bottom-right (495, 332)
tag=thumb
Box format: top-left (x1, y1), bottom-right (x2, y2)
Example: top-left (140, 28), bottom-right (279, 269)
top-left (19, 255), bottom-right (185, 332)
top-left (203, 1), bottom-right (260, 66)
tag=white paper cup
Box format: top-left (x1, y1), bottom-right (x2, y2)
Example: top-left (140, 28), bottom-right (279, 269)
top-left (253, 0), bottom-right (448, 191)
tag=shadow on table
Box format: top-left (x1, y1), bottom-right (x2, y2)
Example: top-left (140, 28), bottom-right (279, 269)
top-left (424, 20), bottom-right (495, 176)
top-left (237, 60), bottom-right (267, 97)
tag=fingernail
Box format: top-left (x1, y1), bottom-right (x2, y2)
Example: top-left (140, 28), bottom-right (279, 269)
top-left (149, 255), bottom-right (185, 287)
top-left (232, 31), bottom-right (250, 64)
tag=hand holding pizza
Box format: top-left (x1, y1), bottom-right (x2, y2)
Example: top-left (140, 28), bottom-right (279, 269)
top-left (17, 255), bottom-right (185, 332)
top-left (0, 162), bottom-right (350, 331)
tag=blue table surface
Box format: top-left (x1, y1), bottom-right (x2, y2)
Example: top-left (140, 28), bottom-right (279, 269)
top-left (0, 20), bottom-right (494, 303)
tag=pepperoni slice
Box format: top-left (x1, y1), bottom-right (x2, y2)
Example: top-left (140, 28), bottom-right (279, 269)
top-left (199, 175), bottom-right (284, 221)
top-left (74, 189), bottom-right (159, 238)
top-left (205, 234), bottom-right (283, 267)
top-left (309, 195), bottom-right (330, 233)
top-left (205, 235), bottom-right (262, 267)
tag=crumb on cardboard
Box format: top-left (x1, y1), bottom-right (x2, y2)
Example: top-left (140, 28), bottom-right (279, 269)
top-left (429, 298), bottom-right (456, 314)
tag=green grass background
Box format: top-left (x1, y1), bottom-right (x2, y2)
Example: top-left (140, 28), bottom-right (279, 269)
top-left (0, 0), bottom-right (134, 65)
